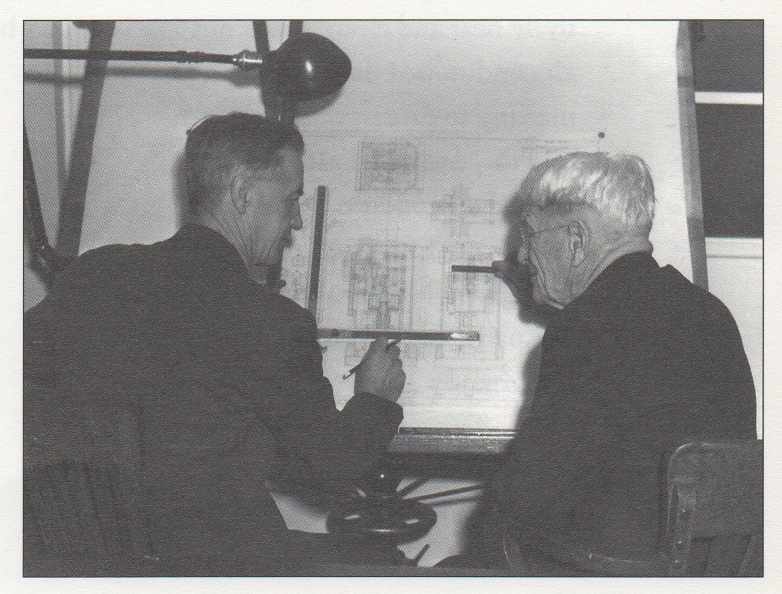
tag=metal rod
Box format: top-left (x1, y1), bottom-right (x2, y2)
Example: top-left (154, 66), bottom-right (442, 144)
top-left (24, 48), bottom-right (236, 65)
top-left (403, 484), bottom-right (484, 503)
top-left (412, 543), bottom-right (430, 566)
top-left (396, 476), bottom-right (431, 498)
top-left (426, 496), bottom-right (484, 508)
top-left (24, 47), bottom-right (268, 71)
top-left (317, 329), bottom-right (480, 341)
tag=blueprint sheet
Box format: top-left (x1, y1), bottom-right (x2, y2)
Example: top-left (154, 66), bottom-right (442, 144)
top-left (278, 21), bottom-right (692, 430)
top-left (281, 136), bottom-right (593, 429)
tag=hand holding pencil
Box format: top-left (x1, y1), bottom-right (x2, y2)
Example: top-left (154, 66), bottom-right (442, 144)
top-left (352, 336), bottom-right (406, 403)
top-left (343, 338), bottom-right (402, 379)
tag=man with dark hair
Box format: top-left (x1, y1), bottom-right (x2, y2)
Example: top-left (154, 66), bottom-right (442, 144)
top-left (24, 113), bottom-right (407, 574)
top-left (463, 152), bottom-right (757, 574)
top-left (184, 112), bottom-right (307, 286)
top-left (184, 112), bottom-right (305, 213)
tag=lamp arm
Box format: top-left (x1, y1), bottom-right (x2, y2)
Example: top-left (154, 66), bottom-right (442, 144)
top-left (24, 48), bottom-right (266, 70)
top-left (25, 32), bottom-right (351, 101)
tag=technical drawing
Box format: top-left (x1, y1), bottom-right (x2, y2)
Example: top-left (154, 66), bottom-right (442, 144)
top-left (345, 243), bottom-right (415, 330)
top-left (280, 190), bottom-right (316, 307)
top-left (431, 184), bottom-right (495, 238)
top-left (438, 244), bottom-right (502, 361)
top-left (280, 252), bottom-right (310, 306)
top-left (358, 141), bottom-right (419, 191)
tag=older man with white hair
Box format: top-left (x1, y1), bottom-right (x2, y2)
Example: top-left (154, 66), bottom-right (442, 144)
top-left (475, 152), bottom-right (756, 575)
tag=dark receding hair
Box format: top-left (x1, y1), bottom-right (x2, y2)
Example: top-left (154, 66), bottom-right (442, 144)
top-left (184, 112), bottom-right (304, 213)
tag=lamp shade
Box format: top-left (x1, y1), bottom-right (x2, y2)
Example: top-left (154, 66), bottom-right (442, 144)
top-left (273, 32), bottom-right (352, 101)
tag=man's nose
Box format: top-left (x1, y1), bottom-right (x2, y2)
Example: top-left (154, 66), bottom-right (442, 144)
top-left (291, 201), bottom-right (303, 230)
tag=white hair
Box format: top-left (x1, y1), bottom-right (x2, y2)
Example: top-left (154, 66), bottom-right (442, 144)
top-left (510, 152), bottom-right (656, 232)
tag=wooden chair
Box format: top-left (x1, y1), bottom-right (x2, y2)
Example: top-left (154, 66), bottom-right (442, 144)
top-left (502, 439), bottom-right (763, 576)
top-left (23, 381), bottom-right (155, 576)
top-left (664, 439), bottom-right (763, 576)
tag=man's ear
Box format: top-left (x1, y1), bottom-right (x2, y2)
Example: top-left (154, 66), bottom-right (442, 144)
top-left (230, 174), bottom-right (250, 215)
top-left (568, 219), bottom-right (587, 267)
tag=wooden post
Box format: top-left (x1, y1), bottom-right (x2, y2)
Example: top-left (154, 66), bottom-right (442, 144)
top-left (55, 21), bottom-right (115, 259)
top-left (677, 20), bottom-right (709, 289)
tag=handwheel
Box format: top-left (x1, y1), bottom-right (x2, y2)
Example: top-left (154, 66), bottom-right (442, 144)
top-left (327, 496), bottom-right (437, 544)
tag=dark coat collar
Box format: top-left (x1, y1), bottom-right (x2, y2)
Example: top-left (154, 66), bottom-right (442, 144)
top-left (169, 224), bottom-right (248, 278)
top-left (586, 251), bottom-right (659, 290)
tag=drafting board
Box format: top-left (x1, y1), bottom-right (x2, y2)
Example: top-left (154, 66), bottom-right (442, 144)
top-left (279, 21), bottom-right (703, 452)
top-left (24, 21), bottom-right (703, 454)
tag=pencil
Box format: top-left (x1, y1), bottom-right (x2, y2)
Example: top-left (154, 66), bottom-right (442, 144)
top-left (342, 338), bottom-right (403, 380)
top-left (451, 264), bottom-right (496, 273)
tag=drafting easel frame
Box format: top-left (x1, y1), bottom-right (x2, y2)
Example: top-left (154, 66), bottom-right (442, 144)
top-left (301, 21), bottom-right (707, 455)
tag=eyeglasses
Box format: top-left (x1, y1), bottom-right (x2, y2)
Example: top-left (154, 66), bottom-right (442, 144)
top-left (519, 224), bottom-right (569, 249)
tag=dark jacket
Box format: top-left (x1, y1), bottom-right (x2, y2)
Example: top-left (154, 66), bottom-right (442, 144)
top-left (491, 252), bottom-right (756, 563)
top-left (24, 224), bottom-right (403, 563)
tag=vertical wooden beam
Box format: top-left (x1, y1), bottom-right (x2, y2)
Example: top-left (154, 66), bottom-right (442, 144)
top-left (24, 124), bottom-right (48, 259)
top-left (251, 20), bottom-right (305, 290)
top-left (280, 20), bottom-right (303, 125)
top-left (55, 21), bottom-right (115, 258)
top-left (307, 185), bottom-right (327, 317)
top-left (250, 21), bottom-right (306, 290)
top-left (253, 20), bottom-right (304, 125)
top-left (677, 20), bottom-right (709, 289)
top-left (24, 123), bottom-right (70, 273)
top-left (52, 22), bottom-right (68, 201)
top-left (288, 20), bottom-right (304, 37)
top-left (252, 20), bottom-right (280, 122)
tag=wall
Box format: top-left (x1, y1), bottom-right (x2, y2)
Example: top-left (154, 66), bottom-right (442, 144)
top-left (705, 238), bottom-right (763, 437)
top-left (23, 22), bottom-right (80, 308)
top-left (23, 20), bottom-right (291, 309)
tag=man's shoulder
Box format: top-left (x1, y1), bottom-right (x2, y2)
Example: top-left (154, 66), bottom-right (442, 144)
top-left (251, 290), bottom-right (317, 334)
top-left (655, 264), bottom-right (737, 323)
top-left (46, 244), bottom-right (153, 294)
top-left (52, 237), bottom-right (193, 303)
top-left (570, 259), bottom-right (736, 330)
top-left (254, 288), bottom-right (304, 312)
top-left (72, 239), bottom-right (165, 272)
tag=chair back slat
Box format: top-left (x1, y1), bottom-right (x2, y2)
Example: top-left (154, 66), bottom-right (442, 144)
top-left (737, 534), bottom-right (763, 577)
top-left (23, 381), bottom-right (152, 573)
top-left (24, 461), bottom-right (131, 557)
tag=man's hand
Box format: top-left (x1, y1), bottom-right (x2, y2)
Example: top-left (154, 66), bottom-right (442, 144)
top-left (354, 337), bottom-right (406, 403)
